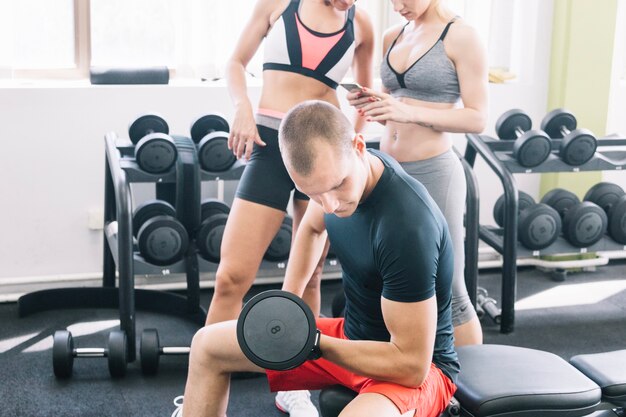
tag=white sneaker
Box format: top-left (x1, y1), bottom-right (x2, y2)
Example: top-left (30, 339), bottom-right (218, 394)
top-left (275, 390), bottom-right (319, 417)
top-left (171, 395), bottom-right (183, 417)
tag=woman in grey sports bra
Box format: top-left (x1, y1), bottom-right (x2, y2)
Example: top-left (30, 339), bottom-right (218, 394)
top-left (347, 0), bottom-right (488, 346)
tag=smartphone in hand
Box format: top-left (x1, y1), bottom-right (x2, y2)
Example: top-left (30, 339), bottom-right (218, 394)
top-left (340, 82), bottom-right (364, 92)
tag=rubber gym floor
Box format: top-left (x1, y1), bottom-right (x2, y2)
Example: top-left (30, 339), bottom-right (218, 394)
top-left (1, 262), bottom-right (625, 417)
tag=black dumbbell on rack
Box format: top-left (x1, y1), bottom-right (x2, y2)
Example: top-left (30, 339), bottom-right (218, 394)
top-left (139, 328), bottom-right (190, 375)
top-left (196, 198), bottom-right (230, 263)
top-left (493, 191), bottom-right (562, 250)
top-left (540, 188), bottom-right (608, 248)
top-left (52, 330), bottom-right (127, 378)
top-left (190, 114), bottom-right (237, 172)
top-left (133, 200), bottom-right (189, 266)
top-left (128, 114), bottom-right (178, 174)
top-left (584, 182), bottom-right (626, 244)
top-left (495, 109), bottom-right (552, 168)
top-left (264, 216), bottom-right (293, 262)
top-left (540, 109), bottom-right (597, 166)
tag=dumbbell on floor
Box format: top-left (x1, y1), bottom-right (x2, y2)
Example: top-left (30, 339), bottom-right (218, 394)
top-left (237, 290), bottom-right (320, 370)
top-left (128, 114), bottom-right (178, 174)
top-left (133, 200), bottom-right (189, 266)
top-left (196, 198), bottom-right (230, 263)
top-left (495, 109), bottom-right (552, 168)
top-left (584, 182), bottom-right (626, 244)
top-left (493, 191), bottom-right (561, 250)
top-left (52, 330), bottom-right (127, 378)
top-left (190, 114), bottom-right (236, 172)
top-left (541, 109), bottom-right (597, 166)
top-left (264, 216), bottom-right (293, 262)
top-left (541, 188), bottom-right (608, 248)
top-left (140, 328), bottom-right (190, 375)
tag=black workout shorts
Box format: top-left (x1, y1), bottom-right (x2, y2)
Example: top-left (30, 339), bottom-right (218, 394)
top-left (235, 119), bottom-right (309, 211)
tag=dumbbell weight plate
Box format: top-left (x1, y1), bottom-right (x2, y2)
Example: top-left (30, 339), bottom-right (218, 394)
top-left (540, 189), bottom-right (580, 218)
top-left (140, 329), bottom-right (161, 375)
top-left (608, 196), bottom-right (626, 244)
top-left (53, 330), bottom-right (74, 378)
top-left (563, 202), bottom-right (608, 248)
top-left (133, 200), bottom-right (177, 237)
top-left (201, 198), bottom-right (231, 221)
top-left (237, 290), bottom-right (316, 371)
top-left (265, 217), bottom-right (293, 262)
top-left (190, 114), bottom-right (230, 143)
top-left (197, 213), bottom-right (228, 263)
top-left (584, 182), bottom-right (626, 212)
top-left (128, 114), bottom-right (169, 144)
top-left (513, 130), bottom-right (552, 167)
top-left (495, 109), bottom-right (532, 139)
top-left (518, 204), bottom-right (562, 250)
top-left (493, 191), bottom-right (536, 228)
top-left (137, 216), bottom-right (189, 265)
top-left (107, 330), bottom-right (128, 378)
top-left (560, 129), bottom-right (596, 166)
top-left (198, 131), bottom-right (237, 172)
top-left (135, 133), bottom-right (178, 174)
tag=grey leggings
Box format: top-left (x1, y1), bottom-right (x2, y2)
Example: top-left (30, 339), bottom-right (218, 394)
top-left (400, 150), bottom-right (477, 326)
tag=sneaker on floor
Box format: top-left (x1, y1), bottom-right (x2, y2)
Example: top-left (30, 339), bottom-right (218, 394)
top-left (171, 395), bottom-right (183, 417)
top-left (275, 390), bottom-right (319, 417)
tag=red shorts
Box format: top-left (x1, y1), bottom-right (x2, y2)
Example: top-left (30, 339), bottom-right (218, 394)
top-left (266, 318), bottom-right (457, 417)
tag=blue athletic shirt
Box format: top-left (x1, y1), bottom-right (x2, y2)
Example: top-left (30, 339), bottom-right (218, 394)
top-left (324, 149), bottom-right (459, 383)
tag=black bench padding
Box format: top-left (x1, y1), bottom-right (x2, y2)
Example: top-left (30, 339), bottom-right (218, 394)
top-left (456, 344), bottom-right (601, 417)
top-left (570, 350), bottom-right (626, 406)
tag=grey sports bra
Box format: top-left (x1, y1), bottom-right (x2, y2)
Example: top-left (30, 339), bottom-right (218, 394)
top-left (381, 18), bottom-right (460, 103)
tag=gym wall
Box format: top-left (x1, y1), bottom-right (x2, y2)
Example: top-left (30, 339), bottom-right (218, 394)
top-left (1, 0), bottom-right (624, 293)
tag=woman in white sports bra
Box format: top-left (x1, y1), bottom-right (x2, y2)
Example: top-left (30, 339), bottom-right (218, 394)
top-left (348, 0), bottom-right (488, 346)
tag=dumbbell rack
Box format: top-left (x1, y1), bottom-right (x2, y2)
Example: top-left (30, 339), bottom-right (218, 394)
top-left (464, 133), bottom-right (626, 333)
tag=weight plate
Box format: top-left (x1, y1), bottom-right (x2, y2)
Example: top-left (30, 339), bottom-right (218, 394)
top-left (137, 216), bottom-right (189, 265)
top-left (495, 109), bottom-right (532, 140)
top-left (237, 290), bottom-right (316, 371)
top-left (197, 213), bottom-right (228, 263)
top-left (133, 200), bottom-right (177, 237)
top-left (198, 132), bottom-right (236, 172)
top-left (518, 204), bottom-right (561, 250)
top-left (140, 329), bottom-right (160, 375)
top-left (560, 129), bottom-right (597, 166)
top-left (540, 189), bottom-right (580, 218)
top-left (540, 108), bottom-right (577, 139)
top-left (128, 114), bottom-right (169, 144)
top-left (584, 182), bottom-right (625, 213)
top-left (107, 330), bottom-right (128, 378)
top-left (608, 196), bottom-right (626, 244)
top-left (563, 202), bottom-right (607, 248)
top-left (135, 133), bottom-right (177, 174)
top-left (492, 191), bottom-right (535, 228)
top-left (513, 131), bottom-right (551, 167)
top-left (201, 199), bottom-right (231, 222)
top-left (52, 330), bottom-right (74, 378)
top-left (265, 218), bottom-right (293, 262)
top-left (190, 114), bottom-right (230, 143)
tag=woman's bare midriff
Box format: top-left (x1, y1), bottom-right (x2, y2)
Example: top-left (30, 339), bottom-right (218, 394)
top-left (258, 70), bottom-right (340, 113)
top-left (381, 96), bottom-right (455, 162)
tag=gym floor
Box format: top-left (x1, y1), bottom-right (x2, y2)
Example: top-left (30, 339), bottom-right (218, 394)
top-left (1, 261), bottom-right (625, 417)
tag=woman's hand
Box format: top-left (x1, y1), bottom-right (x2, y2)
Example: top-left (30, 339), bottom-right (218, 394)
top-left (228, 104), bottom-right (266, 160)
top-left (355, 88), bottom-right (415, 124)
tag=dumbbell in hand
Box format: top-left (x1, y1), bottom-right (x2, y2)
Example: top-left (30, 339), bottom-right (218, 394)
top-left (133, 200), bottom-right (189, 266)
top-left (541, 188), bottom-right (608, 248)
top-left (493, 191), bottom-right (561, 250)
top-left (541, 109), bottom-right (597, 166)
top-left (237, 290), bottom-right (321, 370)
top-left (584, 182), bottom-right (626, 244)
top-left (495, 109), bottom-right (552, 168)
top-left (128, 114), bottom-right (177, 174)
top-left (52, 330), bottom-right (127, 378)
top-left (190, 114), bottom-right (236, 172)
